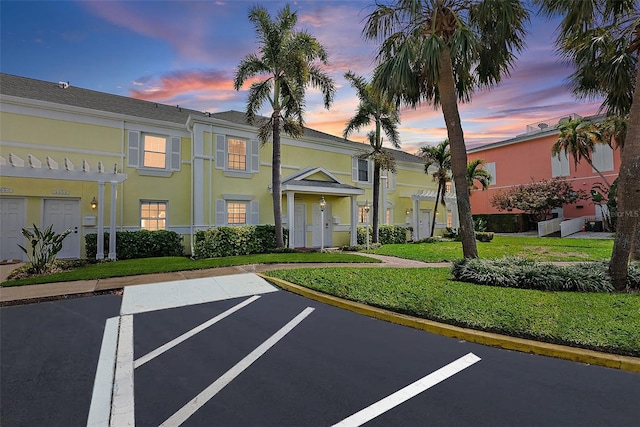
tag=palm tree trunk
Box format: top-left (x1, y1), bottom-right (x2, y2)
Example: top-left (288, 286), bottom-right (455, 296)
top-left (584, 158), bottom-right (611, 189)
top-left (272, 112), bottom-right (284, 248)
top-left (430, 181), bottom-right (441, 237)
top-left (609, 64), bottom-right (640, 290)
top-left (437, 46), bottom-right (478, 258)
top-left (372, 161), bottom-right (381, 243)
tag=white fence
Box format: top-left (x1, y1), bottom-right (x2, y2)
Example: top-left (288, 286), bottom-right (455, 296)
top-left (560, 217), bottom-right (586, 237)
top-left (538, 217), bottom-right (562, 237)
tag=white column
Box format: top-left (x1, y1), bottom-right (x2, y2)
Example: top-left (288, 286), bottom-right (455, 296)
top-left (412, 198), bottom-right (419, 241)
top-left (381, 175), bottom-right (387, 225)
top-left (287, 192), bottom-right (295, 249)
top-left (108, 182), bottom-right (117, 260)
top-left (350, 196), bottom-right (357, 246)
top-left (96, 181), bottom-right (105, 260)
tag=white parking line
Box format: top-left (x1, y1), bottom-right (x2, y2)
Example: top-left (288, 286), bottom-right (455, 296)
top-left (110, 315), bottom-right (135, 426)
top-left (87, 317), bottom-right (119, 427)
top-left (134, 295), bottom-right (261, 369)
top-left (332, 352), bottom-right (481, 427)
top-left (160, 307), bottom-right (315, 427)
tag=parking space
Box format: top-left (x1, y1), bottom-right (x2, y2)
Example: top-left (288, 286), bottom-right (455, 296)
top-left (2, 274), bottom-right (639, 426)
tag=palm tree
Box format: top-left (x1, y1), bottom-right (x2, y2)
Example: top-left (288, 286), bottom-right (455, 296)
top-left (420, 139), bottom-right (451, 237)
top-left (552, 118), bottom-right (611, 188)
top-left (466, 159), bottom-right (492, 196)
top-left (538, 0), bottom-right (639, 290)
top-left (363, 0), bottom-right (529, 259)
top-left (343, 71), bottom-right (401, 243)
top-left (597, 114), bottom-right (628, 152)
top-left (234, 5), bottom-right (335, 248)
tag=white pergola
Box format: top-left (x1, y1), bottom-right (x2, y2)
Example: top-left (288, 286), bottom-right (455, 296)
top-left (0, 153), bottom-right (127, 260)
top-left (410, 189), bottom-right (457, 240)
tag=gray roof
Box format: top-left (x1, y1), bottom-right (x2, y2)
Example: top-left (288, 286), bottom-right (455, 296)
top-left (1, 73), bottom-right (423, 164)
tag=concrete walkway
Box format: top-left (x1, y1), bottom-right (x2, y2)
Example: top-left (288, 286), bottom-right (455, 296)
top-left (0, 254), bottom-right (448, 303)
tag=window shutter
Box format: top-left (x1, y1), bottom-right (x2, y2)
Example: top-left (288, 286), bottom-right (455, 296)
top-left (127, 131), bottom-right (140, 167)
top-left (251, 139), bottom-right (259, 173)
top-left (215, 135), bottom-right (226, 169)
top-left (250, 200), bottom-right (260, 225)
top-left (560, 154), bottom-right (569, 177)
top-left (389, 172), bottom-right (396, 190)
top-left (352, 156), bottom-right (358, 182)
top-left (215, 199), bottom-right (226, 225)
top-left (170, 137), bottom-right (181, 171)
top-left (485, 162), bottom-right (496, 185)
top-left (368, 160), bottom-right (374, 183)
top-left (551, 154), bottom-right (561, 177)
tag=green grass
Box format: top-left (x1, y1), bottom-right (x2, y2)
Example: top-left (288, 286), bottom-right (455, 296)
top-left (375, 236), bottom-right (613, 262)
top-left (1, 252), bottom-right (379, 287)
top-left (265, 267), bottom-right (640, 356)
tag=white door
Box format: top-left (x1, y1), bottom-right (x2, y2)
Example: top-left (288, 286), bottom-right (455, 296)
top-left (43, 199), bottom-right (80, 259)
top-left (312, 202), bottom-right (332, 247)
top-left (0, 198), bottom-right (26, 261)
top-left (293, 204), bottom-right (306, 248)
top-left (419, 209), bottom-right (431, 239)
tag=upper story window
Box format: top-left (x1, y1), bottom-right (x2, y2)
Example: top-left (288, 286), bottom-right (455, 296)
top-left (141, 201), bottom-right (167, 230)
top-left (484, 162), bottom-right (497, 185)
top-left (127, 131), bottom-right (181, 175)
top-left (551, 154), bottom-right (570, 177)
top-left (228, 139), bottom-right (247, 171)
top-left (358, 159), bottom-right (369, 182)
top-left (353, 157), bottom-right (372, 184)
top-left (143, 135), bottom-right (167, 168)
top-left (215, 135), bottom-right (259, 176)
top-left (591, 143), bottom-right (614, 172)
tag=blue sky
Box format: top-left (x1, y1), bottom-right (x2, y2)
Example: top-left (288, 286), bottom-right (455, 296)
top-left (1, 0), bottom-right (603, 153)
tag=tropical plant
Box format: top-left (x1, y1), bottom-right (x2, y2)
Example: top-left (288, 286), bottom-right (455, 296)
top-left (233, 5), bottom-right (336, 247)
top-left (591, 179), bottom-right (617, 232)
top-left (18, 224), bottom-right (71, 274)
top-left (466, 159), bottom-right (492, 195)
top-left (552, 117), bottom-right (611, 188)
top-left (420, 139), bottom-right (451, 237)
top-left (343, 71), bottom-right (401, 243)
top-left (537, 0), bottom-right (639, 290)
top-left (597, 114), bottom-right (628, 152)
top-left (363, 0), bottom-right (530, 259)
top-left (491, 178), bottom-right (589, 222)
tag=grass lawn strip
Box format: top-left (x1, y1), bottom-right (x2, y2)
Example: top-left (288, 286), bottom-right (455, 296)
top-left (265, 267), bottom-right (640, 357)
top-left (374, 236), bottom-right (613, 262)
top-left (1, 253), bottom-right (379, 287)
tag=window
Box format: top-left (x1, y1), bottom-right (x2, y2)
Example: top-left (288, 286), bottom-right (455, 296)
top-left (143, 135), bottom-right (167, 168)
top-left (445, 182), bottom-right (452, 193)
top-left (484, 162), bottom-right (496, 185)
top-left (141, 201), bottom-right (167, 230)
top-left (227, 202), bottom-right (247, 225)
top-left (227, 138), bottom-right (247, 171)
top-left (386, 208), bottom-right (392, 224)
top-left (358, 206), bottom-right (370, 224)
top-left (358, 159), bottom-right (369, 182)
top-left (551, 154), bottom-right (570, 177)
top-left (447, 210), bottom-right (453, 228)
top-left (592, 143), bottom-right (614, 172)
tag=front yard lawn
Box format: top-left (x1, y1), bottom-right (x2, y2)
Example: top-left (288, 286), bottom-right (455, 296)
top-left (265, 267), bottom-right (640, 357)
top-left (374, 235), bottom-right (613, 262)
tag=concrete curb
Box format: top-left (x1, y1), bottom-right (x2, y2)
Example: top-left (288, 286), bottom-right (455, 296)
top-left (258, 274), bottom-right (640, 373)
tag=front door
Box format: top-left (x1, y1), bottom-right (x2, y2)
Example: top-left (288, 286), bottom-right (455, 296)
top-left (312, 202), bottom-right (332, 248)
top-left (419, 209), bottom-right (432, 239)
top-left (293, 203), bottom-right (306, 248)
top-left (43, 199), bottom-right (80, 259)
top-left (0, 198), bottom-right (26, 261)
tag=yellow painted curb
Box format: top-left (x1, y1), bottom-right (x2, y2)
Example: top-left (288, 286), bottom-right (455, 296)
top-left (258, 274), bottom-right (640, 373)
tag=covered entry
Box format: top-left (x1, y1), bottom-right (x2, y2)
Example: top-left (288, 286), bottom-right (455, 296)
top-left (410, 189), bottom-right (458, 240)
top-left (281, 167), bottom-right (364, 249)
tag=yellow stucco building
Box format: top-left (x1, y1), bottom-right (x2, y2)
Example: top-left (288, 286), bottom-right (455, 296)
top-left (0, 73), bottom-right (458, 260)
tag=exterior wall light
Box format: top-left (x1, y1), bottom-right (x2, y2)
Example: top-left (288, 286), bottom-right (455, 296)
top-left (91, 197), bottom-right (98, 210)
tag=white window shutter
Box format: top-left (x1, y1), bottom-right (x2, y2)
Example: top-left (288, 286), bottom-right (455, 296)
top-left (215, 135), bottom-right (226, 169)
top-left (368, 160), bottom-right (374, 183)
top-left (250, 200), bottom-right (260, 225)
top-left (352, 156), bottom-right (358, 182)
top-left (251, 139), bottom-right (259, 172)
top-left (551, 154), bottom-right (561, 177)
top-left (127, 131), bottom-right (140, 167)
top-left (485, 162), bottom-right (496, 185)
top-left (215, 199), bottom-right (226, 225)
top-left (389, 172), bottom-right (396, 190)
top-left (170, 137), bottom-right (181, 171)
top-left (561, 154), bottom-right (569, 176)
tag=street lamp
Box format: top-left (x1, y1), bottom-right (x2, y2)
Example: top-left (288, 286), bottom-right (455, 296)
top-left (319, 196), bottom-right (326, 252)
top-left (364, 200), bottom-right (370, 250)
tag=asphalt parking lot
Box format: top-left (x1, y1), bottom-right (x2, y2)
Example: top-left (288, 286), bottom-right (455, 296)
top-left (2, 274), bottom-right (639, 426)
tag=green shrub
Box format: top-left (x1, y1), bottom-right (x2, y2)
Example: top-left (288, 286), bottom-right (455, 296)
top-left (18, 224), bottom-right (72, 274)
top-left (356, 225), bottom-right (408, 245)
top-left (473, 217), bottom-right (487, 232)
top-left (413, 237), bottom-right (442, 244)
top-left (475, 231), bottom-right (494, 242)
top-left (193, 225), bottom-right (287, 259)
top-left (85, 230), bottom-right (184, 260)
top-left (451, 257), bottom-right (615, 292)
top-left (444, 227), bottom-right (461, 240)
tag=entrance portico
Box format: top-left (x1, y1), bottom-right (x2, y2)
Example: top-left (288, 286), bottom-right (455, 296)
top-left (281, 167), bottom-right (364, 248)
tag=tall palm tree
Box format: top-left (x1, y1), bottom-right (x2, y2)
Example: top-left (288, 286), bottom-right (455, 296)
top-left (420, 139), bottom-right (451, 237)
top-left (552, 118), bottom-right (611, 188)
top-left (466, 159), bottom-right (492, 196)
top-left (234, 5), bottom-right (335, 248)
top-left (363, 0), bottom-right (529, 259)
top-left (597, 114), bottom-right (628, 152)
top-left (538, 0), bottom-right (639, 290)
top-left (343, 71), bottom-right (401, 243)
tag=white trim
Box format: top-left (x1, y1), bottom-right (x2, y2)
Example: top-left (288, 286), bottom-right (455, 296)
top-left (0, 140), bottom-right (123, 158)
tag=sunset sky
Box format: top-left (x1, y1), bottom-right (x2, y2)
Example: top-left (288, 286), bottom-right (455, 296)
top-left (1, 0), bottom-right (603, 154)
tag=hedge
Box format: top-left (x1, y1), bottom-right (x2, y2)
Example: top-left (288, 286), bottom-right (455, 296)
top-left (85, 230), bottom-right (184, 260)
top-left (193, 225), bottom-right (288, 259)
top-left (356, 225), bottom-right (409, 245)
